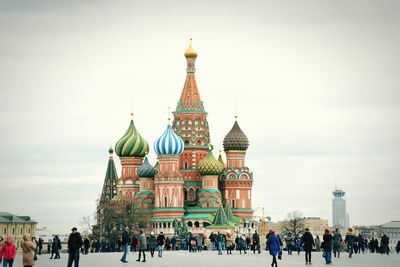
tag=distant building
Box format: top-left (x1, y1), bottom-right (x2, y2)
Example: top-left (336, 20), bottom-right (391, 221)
top-left (304, 217), bottom-right (329, 237)
top-left (0, 212), bottom-right (37, 250)
top-left (332, 188), bottom-right (348, 229)
top-left (380, 221), bottom-right (400, 252)
top-left (269, 217), bottom-right (329, 238)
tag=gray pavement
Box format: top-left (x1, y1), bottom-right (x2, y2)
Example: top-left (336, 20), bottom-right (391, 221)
top-left (11, 251), bottom-right (400, 267)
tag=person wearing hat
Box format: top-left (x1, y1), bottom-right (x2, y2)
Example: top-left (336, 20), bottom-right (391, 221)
top-left (67, 227), bottom-right (83, 267)
top-left (267, 230), bottom-right (281, 267)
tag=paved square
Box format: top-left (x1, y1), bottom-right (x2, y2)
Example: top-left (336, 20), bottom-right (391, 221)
top-left (12, 251), bottom-right (400, 267)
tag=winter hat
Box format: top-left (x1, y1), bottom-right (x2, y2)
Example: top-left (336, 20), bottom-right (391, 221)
top-left (270, 230), bottom-right (276, 235)
top-left (6, 235), bottom-right (13, 243)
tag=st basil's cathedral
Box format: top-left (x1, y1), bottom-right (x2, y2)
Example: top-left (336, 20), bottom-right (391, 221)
top-left (97, 40), bottom-right (256, 237)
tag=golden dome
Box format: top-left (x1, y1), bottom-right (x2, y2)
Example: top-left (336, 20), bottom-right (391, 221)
top-left (184, 38), bottom-right (198, 58)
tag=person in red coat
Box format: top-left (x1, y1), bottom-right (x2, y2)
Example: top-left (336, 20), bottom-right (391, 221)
top-left (0, 235), bottom-right (17, 267)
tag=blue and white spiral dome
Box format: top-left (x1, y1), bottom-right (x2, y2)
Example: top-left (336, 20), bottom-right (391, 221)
top-left (154, 124), bottom-right (184, 155)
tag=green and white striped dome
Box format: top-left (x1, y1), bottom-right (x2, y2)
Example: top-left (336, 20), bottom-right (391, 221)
top-left (115, 114), bottom-right (149, 157)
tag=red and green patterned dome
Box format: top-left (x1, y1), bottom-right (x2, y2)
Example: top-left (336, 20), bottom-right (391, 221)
top-left (223, 120), bottom-right (249, 151)
top-left (198, 145), bottom-right (224, 176)
top-left (115, 114), bottom-right (149, 157)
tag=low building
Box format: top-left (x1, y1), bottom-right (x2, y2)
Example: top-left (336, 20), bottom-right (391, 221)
top-left (269, 217), bottom-right (329, 238)
top-left (0, 212), bottom-right (37, 250)
top-left (380, 221), bottom-right (400, 252)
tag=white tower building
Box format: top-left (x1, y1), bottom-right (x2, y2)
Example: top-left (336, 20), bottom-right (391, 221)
top-left (332, 189), bottom-right (348, 229)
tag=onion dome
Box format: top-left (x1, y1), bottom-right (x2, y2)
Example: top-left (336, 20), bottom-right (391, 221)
top-left (223, 120), bottom-right (249, 151)
top-left (154, 124), bottom-right (184, 155)
top-left (198, 144), bottom-right (225, 176)
top-left (137, 156), bottom-right (155, 178)
top-left (184, 38), bottom-right (198, 58)
top-left (115, 114), bottom-right (149, 157)
top-left (111, 190), bottom-right (128, 205)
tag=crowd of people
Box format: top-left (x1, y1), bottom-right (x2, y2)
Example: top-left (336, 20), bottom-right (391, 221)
top-left (0, 226), bottom-right (399, 267)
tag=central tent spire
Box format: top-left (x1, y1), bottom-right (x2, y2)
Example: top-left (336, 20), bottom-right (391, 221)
top-left (176, 39), bottom-right (204, 112)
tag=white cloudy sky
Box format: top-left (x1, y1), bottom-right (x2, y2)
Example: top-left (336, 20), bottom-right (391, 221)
top-left (0, 0), bottom-right (399, 234)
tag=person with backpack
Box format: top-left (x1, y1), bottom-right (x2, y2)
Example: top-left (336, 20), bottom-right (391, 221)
top-left (332, 228), bottom-right (342, 258)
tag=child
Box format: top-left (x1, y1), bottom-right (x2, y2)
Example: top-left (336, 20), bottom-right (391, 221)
top-left (0, 235), bottom-right (17, 267)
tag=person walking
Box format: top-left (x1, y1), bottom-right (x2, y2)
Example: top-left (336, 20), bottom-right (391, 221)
top-left (315, 235), bottom-right (321, 252)
top-left (21, 234), bottom-right (37, 267)
top-left (380, 233), bottom-right (390, 255)
top-left (197, 234), bottom-right (203, 252)
top-left (239, 234), bottom-right (247, 254)
top-left (226, 233), bottom-right (234, 255)
top-left (171, 236), bottom-right (176, 251)
top-left (267, 230), bottom-right (281, 267)
top-left (322, 229), bottom-right (333, 265)
top-left (216, 232), bottom-right (223, 255)
top-left (83, 237), bottom-right (90, 255)
top-left (148, 232), bottom-right (157, 258)
top-left (67, 227), bottom-right (83, 267)
top-left (252, 230), bottom-right (261, 254)
top-left (157, 232), bottom-right (165, 257)
top-left (285, 232), bottom-right (294, 255)
top-left (396, 240), bottom-right (400, 254)
top-left (136, 230), bottom-right (147, 262)
top-left (120, 227), bottom-right (130, 263)
top-left (345, 228), bottom-right (355, 258)
top-left (301, 228), bottom-right (315, 265)
top-left (37, 238), bottom-right (43, 255)
top-left (332, 228), bottom-right (342, 258)
top-left (0, 235), bottom-right (16, 267)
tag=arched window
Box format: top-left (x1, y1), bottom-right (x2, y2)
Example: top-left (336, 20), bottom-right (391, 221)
top-left (183, 188), bottom-right (188, 201)
top-left (188, 221), bottom-right (193, 227)
top-left (163, 222), bottom-right (166, 228)
top-left (185, 140), bottom-right (189, 145)
top-left (197, 140), bottom-right (201, 145)
top-left (203, 222), bottom-right (210, 227)
top-left (184, 161), bottom-right (189, 169)
top-left (164, 197), bottom-right (168, 207)
top-left (194, 221), bottom-right (200, 228)
top-left (167, 222), bottom-right (171, 228)
top-left (196, 188), bottom-right (200, 200)
top-left (189, 188), bottom-right (194, 200)
top-left (231, 199), bottom-right (235, 208)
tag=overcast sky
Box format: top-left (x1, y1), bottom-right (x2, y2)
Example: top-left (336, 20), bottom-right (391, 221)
top-left (0, 0), bottom-right (399, 234)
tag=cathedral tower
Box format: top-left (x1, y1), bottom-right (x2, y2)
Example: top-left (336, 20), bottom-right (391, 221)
top-left (220, 117), bottom-right (253, 218)
top-left (153, 122), bottom-right (185, 223)
top-left (114, 113), bottom-right (149, 200)
top-left (172, 39), bottom-right (210, 204)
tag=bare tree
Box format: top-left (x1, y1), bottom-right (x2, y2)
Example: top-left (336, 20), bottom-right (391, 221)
top-left (282, 211), bottom-right (305, 238)
top-left (79, 215), bottom-right (94, 236)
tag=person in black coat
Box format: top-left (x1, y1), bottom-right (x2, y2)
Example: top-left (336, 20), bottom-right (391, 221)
top-left (67, 227), bottom-right (83, 267)
top-left (322, 229), bottom-right (333, 264)
top-left (301, 228), bottom-right (315, 265)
